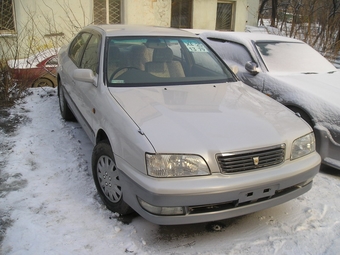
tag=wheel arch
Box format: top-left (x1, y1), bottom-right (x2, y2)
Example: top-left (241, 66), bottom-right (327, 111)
top-left (96, 129), bottom-right (110, 145)
top-left (31, 76), bottom-right (56, 88)
top-left (285, 104), bottom-right (314, 128)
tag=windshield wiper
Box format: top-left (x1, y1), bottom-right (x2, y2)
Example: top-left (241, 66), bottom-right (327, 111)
top-left (301, 72), bottom-right (318, 74)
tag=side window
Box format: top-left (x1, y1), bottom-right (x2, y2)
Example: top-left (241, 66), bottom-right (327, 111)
top-left (81, 34), bottom-right (101, 74)
top-left (207, 39), bottom-right (253, 66)
top-left (69, 33), bottom-right (92, 67)
top-left (45, 56), bottom-right (58, 67)
top-left (171, 0), bottom-right (193, 28)
top-left (0, 0), bottom-right (15, 31)
top-left (215, 1), bottom-right (235, 31)
top-left (225, 42), bottom-right (253, 65)
top-left (93, 0), bottom-right (122, 24)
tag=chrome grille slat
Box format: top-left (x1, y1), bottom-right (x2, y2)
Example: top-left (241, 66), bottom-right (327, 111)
top-left (217, 145), bottom-right (285, 173)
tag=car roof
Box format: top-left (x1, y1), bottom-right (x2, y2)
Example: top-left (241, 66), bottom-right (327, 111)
top-left (83, 24), bottom-right (198, 38)
top-left (200, 31), bottom-right (303, 45)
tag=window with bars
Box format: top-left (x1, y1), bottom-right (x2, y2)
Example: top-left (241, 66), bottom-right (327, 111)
top-left (171, 0), bottom-right (193, 28)
top-left (216, 2), bottom-right (234, 31)
top-left (0, 0), bottom-right (15, 31)
top-left (93, 0), bottom-right (121, 24)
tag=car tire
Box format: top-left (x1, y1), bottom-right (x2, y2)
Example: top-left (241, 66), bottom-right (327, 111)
top-left (58, 83), bottom-right (75, 121)
top-left (32, 77), bottom-right (54, 87)
top-left (92, 140), bottom-right (133, 215)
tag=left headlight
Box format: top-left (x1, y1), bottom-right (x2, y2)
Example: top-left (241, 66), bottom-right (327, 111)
top-left (291, 132), bottom-right (316, 160)
top-left (146, 153), bottom-right (210, 177)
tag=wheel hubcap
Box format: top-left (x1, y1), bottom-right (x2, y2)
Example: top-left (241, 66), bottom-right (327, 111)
top-left (97, 155), bottom-right (122, 203)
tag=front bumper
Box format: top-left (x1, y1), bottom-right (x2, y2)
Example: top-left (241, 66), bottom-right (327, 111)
top-left (118, 152), bottom-right (320, 225)
top-left (314, 125), bottom-right (340, 170)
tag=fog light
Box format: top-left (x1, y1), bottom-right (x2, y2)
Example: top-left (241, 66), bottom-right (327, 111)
top-left (138, 198), bottom-right (185, 216)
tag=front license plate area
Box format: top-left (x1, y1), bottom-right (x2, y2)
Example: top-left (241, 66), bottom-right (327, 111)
top-left (238, 184), bottom-right (279, 203)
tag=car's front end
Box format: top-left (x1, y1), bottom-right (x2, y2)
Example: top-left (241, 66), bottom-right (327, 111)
top-left (119, 152), bottom-right (319, 225)
top-left (109, 82), bottom-right (320, 225)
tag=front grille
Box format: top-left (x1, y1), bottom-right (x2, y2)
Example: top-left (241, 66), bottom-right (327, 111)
top-left (217, 144), bottom-right (285, 174)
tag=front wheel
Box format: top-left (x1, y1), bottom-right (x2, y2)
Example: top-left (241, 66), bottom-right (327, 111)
top-left (92, 140), bottom-right (132, 215)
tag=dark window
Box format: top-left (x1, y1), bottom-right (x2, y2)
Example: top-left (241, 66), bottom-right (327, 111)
top-left (171, 0), bottom-right (192, 28)
top-left (46, 56), bottom-right (58, 67)
top-left (205, 38), bottom-right (254, 71)
top-left (216, 2), bottom-right (234, 31)
top-left (0, 0), bottom-right (15, 31)
top-left (94, 0), bottom-right (121, 24)
top-left (81, 34), bottom-right (101, 73)
top-left (69, 33), bottom-right (92, 67)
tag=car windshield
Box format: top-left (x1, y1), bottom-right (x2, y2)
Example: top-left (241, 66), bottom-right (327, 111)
top-left (255, 41), bottom-right (337, 73)
top-left (105, 36), bottom-right (235, 87)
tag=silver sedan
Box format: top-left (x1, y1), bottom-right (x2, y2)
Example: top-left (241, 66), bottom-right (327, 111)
top-left (57, 25), bottom-right (320, 225)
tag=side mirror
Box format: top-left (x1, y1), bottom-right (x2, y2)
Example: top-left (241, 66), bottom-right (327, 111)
top-left (245, 61), bottom-right (260, 75)
top-left (73, 69), bottom-right (97, 86)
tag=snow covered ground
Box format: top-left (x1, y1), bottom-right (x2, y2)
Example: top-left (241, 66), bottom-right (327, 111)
top-left (1, 87), bottom-right (340, 255)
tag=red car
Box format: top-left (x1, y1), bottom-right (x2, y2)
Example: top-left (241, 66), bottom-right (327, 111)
top-left (8, 48), bottom-right (59, 87)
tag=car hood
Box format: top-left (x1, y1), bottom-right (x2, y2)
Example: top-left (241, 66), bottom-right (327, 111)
top-left (269, 71), bottom-right (340, 106)
top-left (108, 82), bottom-right (311, 154)
top-left (267, 71), bottom-right (340, 126)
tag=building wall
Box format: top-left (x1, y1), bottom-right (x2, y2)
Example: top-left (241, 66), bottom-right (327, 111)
top-left (124, 0), bottom-right (171, 26)
top-left (0, 0), bottom-right (259, 59)
top-left (192, 0), bottom-right (218, 30)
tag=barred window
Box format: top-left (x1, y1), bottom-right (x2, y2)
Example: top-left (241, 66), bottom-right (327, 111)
top-left (171, 0), bottom-right (192, 28)
top-left (94, 0), bottom-right (121, 24)
top-left (0, 0), bottom-right (15, 31)
top-left (216, 2), bottom-right (234, 31)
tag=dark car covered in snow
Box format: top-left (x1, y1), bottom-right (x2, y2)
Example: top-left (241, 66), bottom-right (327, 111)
top-left (200, 31), bottom-right (340, 170)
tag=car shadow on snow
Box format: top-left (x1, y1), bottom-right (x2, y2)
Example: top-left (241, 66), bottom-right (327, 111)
top-left (320, 164), bottom-right (340, 178)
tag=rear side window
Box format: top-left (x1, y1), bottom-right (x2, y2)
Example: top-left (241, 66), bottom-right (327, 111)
top-left (69, 33), bottom-right (92, 67)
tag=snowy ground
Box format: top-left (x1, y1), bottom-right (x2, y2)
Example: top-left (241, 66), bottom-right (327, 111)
top-left (1, 87), bottom-right (340, 255)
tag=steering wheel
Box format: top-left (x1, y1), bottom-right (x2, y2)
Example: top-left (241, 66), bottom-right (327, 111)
top-left (109, 67), bottom-right (139, 81)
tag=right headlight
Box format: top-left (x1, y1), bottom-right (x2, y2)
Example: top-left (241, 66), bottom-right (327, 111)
top-left (291, 132), bottom-right (316, 160)
top-left (146, 153), bottom-right (210, 177)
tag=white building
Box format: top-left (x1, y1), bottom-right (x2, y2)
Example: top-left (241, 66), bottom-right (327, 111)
top-left (0, 0), bottom-right (259, 58)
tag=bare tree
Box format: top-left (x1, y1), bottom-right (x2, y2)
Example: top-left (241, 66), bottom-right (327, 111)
top-left (258, 0), bottom-right (340, 63)
top-left (0, 0), bottom-right (91, 106)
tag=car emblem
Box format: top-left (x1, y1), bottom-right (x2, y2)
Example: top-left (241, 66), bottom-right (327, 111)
top-left (253, 157), bottom-right (259, 165)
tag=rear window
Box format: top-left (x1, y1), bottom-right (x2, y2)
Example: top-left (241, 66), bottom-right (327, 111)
top-left (105, 36), bottom-right (235, 87)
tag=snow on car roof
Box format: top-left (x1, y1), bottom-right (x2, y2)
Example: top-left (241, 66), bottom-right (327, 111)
top-left (199, 30), bottom-right (302, 46)
top-left (7, 48), bottom-right (59, 69)
top-left (83, 24), bottom-right (198, 38)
